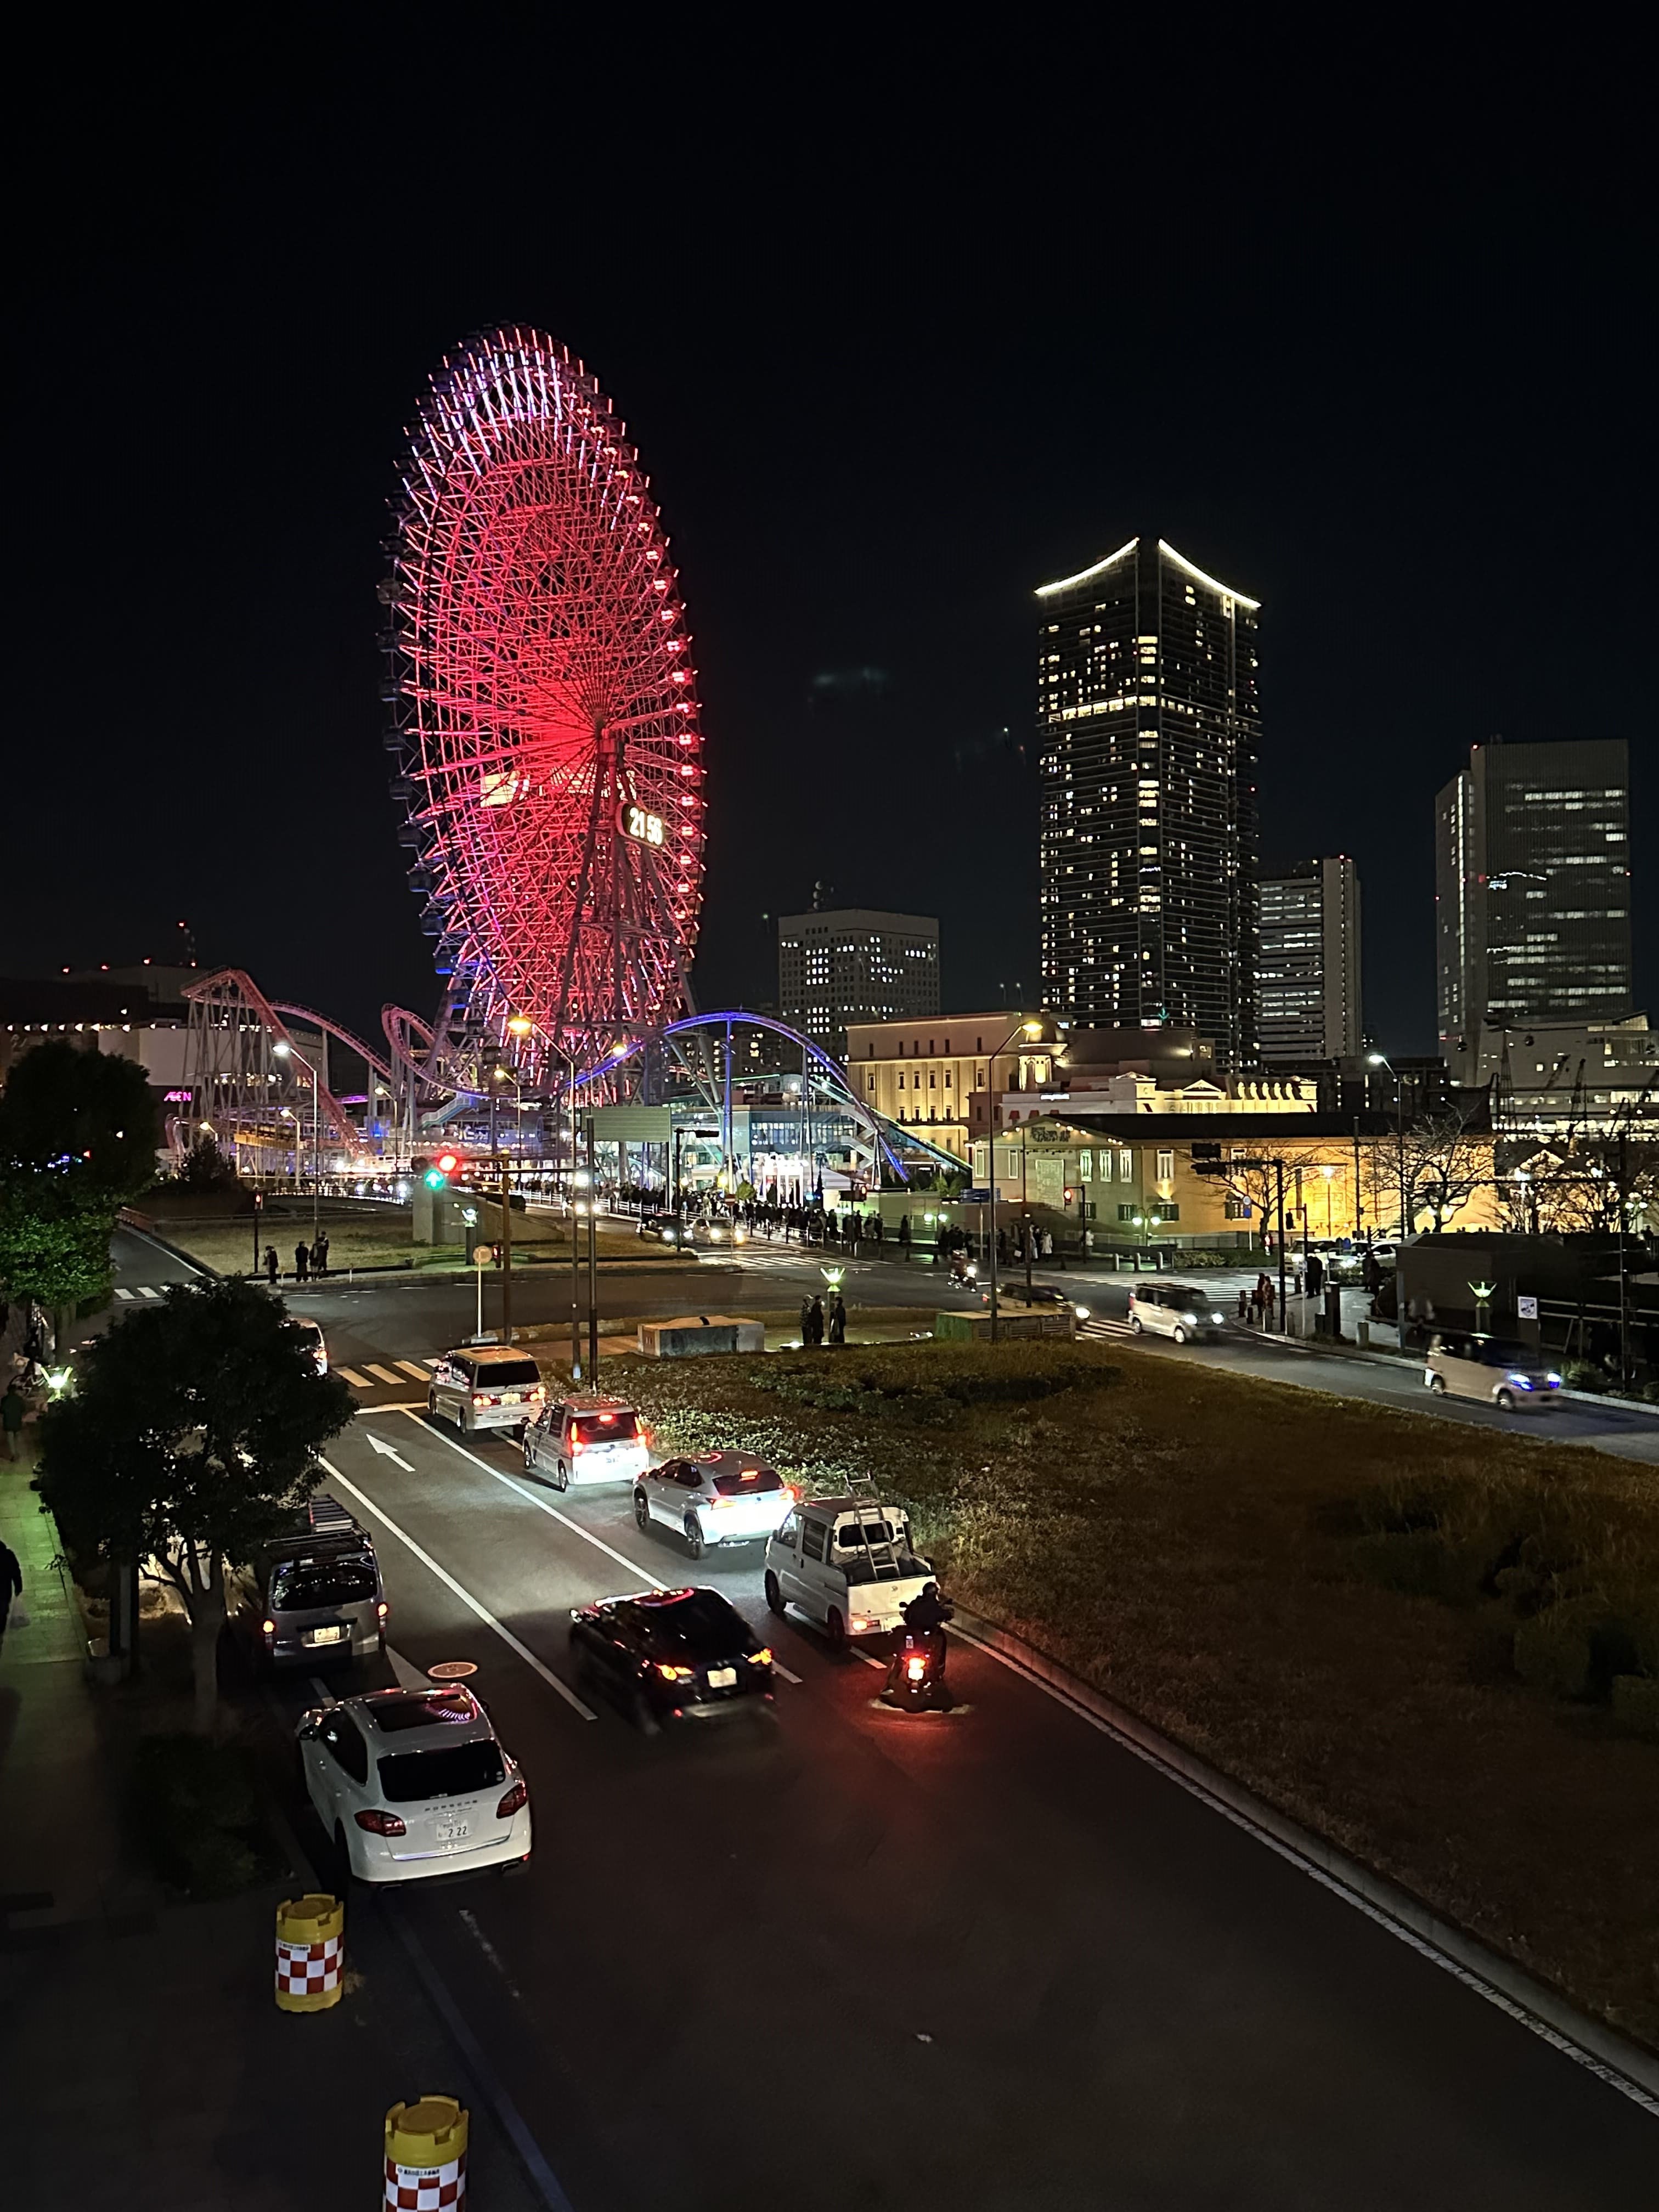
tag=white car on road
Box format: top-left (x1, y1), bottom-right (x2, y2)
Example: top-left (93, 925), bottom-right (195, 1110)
top-left (634, 1450), bottom-right (795, 1559)
top-left (523, 1395), bottom-right (651, 1488)
top-left (1127, 1282), bottom-right (1227, 1344)
top-left (297, 1685), bottom-right (531, 1884)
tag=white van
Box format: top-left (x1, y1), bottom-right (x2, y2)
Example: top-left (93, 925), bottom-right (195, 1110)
top-left (763, 1496), bottom-right (935, 1646)
top-left (1425, 1332), bottom-right (1562, 1412)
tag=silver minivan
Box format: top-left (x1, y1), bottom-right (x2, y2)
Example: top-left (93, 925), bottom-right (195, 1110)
top-left (1425, 1332), bottom-right (1562, 1412)
top-left (1127, 1282), bottom-right (1227, 1343)
top-left (428, 1346), bottom-right (546, 1436)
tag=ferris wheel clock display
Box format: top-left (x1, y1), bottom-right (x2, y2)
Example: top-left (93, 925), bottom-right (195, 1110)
top-left (385, 328), bottom-right (706, 1078)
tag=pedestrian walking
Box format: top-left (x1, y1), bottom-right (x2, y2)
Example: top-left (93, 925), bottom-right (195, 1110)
top-left (898, 1215), bottom-right (911, 1261)
top-left (315, 1231), bottom-right (331, 1278)
top-left (264, 1245), bottom-right (279, 1286)
top-left (0, 1536), bottom-right (22, 1647)
top-left (1306, 1252), bottom-right (1324, 1297)
top-left (294, 1240), bottom-right (309, 1284)
top-left (800, 1297), bottom-right (813, 1345)
top-left (1237, 1287), bottom-right (1250, 1325)
top-left (2, 1380), bottom-right (26, 1461)
top-left (828, 1294), bottom-right (847, 1346)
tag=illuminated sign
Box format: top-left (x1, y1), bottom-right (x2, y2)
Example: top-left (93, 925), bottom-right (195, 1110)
top-left (619, 803), bottom-right (665, 848)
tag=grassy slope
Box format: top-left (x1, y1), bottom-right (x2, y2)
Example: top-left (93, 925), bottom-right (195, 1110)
top-left (589, 1339), bottom-right (1659, 2050)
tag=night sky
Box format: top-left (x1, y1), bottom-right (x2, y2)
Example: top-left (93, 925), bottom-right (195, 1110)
top-left (12, 41), bottom-right (1649, 1059)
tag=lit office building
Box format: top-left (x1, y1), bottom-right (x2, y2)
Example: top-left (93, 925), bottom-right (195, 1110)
top-left (1036, 537), bottom-right (1261, 1066)
top-left (1259, 857), bottom-right (1362, 1061)
top-left (778, 907), bottom-right (939, 1057)
top-left (1436, 739), bottom-right (1631, 1085)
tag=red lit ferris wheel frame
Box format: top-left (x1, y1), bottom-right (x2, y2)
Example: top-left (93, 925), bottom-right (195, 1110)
top-left (383, 329), bottom-right (706, 1088)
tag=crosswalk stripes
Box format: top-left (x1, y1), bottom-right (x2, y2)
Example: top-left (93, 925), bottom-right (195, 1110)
top-left (1081, 1317), bottom-right (1133, 1340)
top-left (115, 1288), bottom-right (134, 1300)
top-left (336, 1368), bottom-right (373, 1389)
top-left (364, 1363), bottom-right (407, 1387)
top-left (115, 1284), bottom-right (177, 1300)
top-left (396, 1360), bottom-right (431, 1383)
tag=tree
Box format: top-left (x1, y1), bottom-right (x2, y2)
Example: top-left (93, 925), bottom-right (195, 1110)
top-left (175, 1135), bottom-right (241, 1194)
top-left (36, 1280), bottom-right (355, 1730)
top-left (1398, 1109), bottom-right (1491, 1232)
top-left (0, 1041), bottom-right (161, 1341)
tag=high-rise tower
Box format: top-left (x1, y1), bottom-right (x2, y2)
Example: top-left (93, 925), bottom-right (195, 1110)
top-left (1036, 538), bottom-right (1260, 1064)
top-left (1259, 857), bottom-right (1363, 1061)
top-left (1435, 738), bottom-right (1631, 1081)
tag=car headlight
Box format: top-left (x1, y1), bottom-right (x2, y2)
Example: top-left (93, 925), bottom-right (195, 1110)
top-left (1074, 1304), bottom-right (1091, 1319)
top-left (1545, 1372), bottom-right (1562, 1386)
top-left (1505, 1373), bottom-right (1534, 1390)
top-left (1210, 1312), bottom-right (1224, 1325)
top-left (1181, 1313), bottom-right (1197, 1325)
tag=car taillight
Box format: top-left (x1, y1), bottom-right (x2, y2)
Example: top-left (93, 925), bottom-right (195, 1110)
top-left (496, 1779), bottom-right (529, 1819)
top-left (748, 1648), bottom-right (772, 1666)
top-left (354, 1809), bottom-right (407, 1836)
top-left (710, 1494), bottom-right (733, 1508)
top-left (571, 1436), bottom-right (585, 1453)
top-left (477, 1393), bottom-right (499, 1408)
top-left (376, 1601), bottom-right (388, 1619)
top-left (905, 1655), bottom-right (928, 1683)
top-left (656, 1662), bottom-right (693, 1681)
top-left (262, 1618), bottom-right (276, 1639)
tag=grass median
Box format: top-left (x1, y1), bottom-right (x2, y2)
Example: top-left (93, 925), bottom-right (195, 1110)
top-left (593, 1337), bottom-right (1659, 2051)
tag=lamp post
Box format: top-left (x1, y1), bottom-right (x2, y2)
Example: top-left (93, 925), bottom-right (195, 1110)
top-left (986, 1018), bottom-right (1045, 1342)
top-left (1368, 1053), bottom-right (1408, 1351)
top-left (273, 1040), bottom-right (320, 1246)
top-left (510, 1016), bottom-right (582, 1381)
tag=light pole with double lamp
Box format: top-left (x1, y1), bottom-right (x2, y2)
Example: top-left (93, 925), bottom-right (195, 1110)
top-left (273, 1040), bottom-right (320, 1246)
top-left (986, 1019), bottom-right (1045, 1343)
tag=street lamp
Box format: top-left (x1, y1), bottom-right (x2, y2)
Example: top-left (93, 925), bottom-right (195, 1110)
top-left (273, 1040), bottom-right (320, 1245)
top-left (986, 1018), bottom-right (1045, 1342)
top-left (1367, 1052), bottom-right (1408, 1350)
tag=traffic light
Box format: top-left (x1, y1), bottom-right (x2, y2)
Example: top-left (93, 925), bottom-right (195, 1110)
top-left (424, 1149), bottom-right (464, 1190)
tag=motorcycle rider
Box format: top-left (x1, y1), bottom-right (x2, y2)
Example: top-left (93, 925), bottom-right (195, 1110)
top-left (895, 1581), bottom-right (955, 1706)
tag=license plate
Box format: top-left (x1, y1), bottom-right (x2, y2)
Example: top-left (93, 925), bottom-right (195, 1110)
top-left (707, 1666), bottom-right (737, 1688)
top-left (306, 1626), bottom-right (346, 1645)
top-left (435, 1820), bottom-right (470, 1843)
top-left (500, 1393), bottom-right (521, 1406)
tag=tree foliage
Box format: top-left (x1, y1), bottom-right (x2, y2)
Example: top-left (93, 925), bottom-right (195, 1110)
top-left (0, 1041), bottom-right (161, 1317)
top-left (37, 1279), bottom-right (355, 1728)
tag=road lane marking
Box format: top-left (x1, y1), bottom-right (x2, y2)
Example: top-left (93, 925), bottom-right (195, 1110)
top-left (365, 1363), bottom-right (406, 1386)
top-left (317, 1458), bottom-right (596, 1722)
top-left (308, 1675), bottom-right (337, 1705)
top-left (392, 1413), bottom-right (811, 1688)
top-left (385, 1643), bottom-right (432, 1690)
top-left (396, 1360), bottom-right (431, 1381)
top-left (853, 1649), bottom-right (886, 1669)
top-left (367, 1434), bottom-right (416, 1472)
top-left (336, 1367), bottom-right (372, 1389)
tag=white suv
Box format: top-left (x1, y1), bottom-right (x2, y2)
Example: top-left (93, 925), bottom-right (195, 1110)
top-left (297, 1684), bottom-right (531, 1884)
top-left (633, 1451), bottom-right (795, 1559)
top-left (1127, 1282), bottom-right (1227, 1344)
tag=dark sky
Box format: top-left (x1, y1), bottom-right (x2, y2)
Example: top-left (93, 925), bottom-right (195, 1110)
top-left (11, 36), bottom-right (1651, 1058)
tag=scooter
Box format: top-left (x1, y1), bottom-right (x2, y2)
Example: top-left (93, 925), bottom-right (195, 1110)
top-left (879, 1617), bottom-right (956, 1714)
top-left (948, 1254), bottom-right (978, 1289)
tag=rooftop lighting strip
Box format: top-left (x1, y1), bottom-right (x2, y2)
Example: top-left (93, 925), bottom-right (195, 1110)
top-left (1156, 540), bottom-right (1261, 610)
top-left (1034, 539), bottom-right (1141, 600)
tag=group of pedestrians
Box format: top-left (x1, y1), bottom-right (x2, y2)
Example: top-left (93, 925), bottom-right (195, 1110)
top-left (798, 1292), bottom-right (848, 1347)
top-left (1237, 1274), bottom-right (1279, 1328)
top-left (262, 1231), bottom-right (330, 1286)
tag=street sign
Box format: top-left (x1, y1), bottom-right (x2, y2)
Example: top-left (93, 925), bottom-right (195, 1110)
top-left (1517, 1295), bottom-right (1539, 1321)
top-left (962, 1188), bottom-right (991, 1205)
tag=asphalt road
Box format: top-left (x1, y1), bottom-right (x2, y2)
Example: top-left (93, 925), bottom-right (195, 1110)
top-left (252, 1406), bottom-right (1655, 2211)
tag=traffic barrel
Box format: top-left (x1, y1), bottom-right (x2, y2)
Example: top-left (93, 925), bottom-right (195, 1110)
top-left (385, 2096), bottom-right (469, 2208)
top-left (273, 1893), bottom-right (345, 2012)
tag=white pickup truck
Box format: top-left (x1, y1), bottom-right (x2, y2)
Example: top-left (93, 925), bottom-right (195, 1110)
top-left (763, 1495), bottom-right (935, 1646)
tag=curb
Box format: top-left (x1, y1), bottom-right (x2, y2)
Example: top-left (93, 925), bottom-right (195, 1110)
top-left (947, 1607), bottom-right (1659, 2113)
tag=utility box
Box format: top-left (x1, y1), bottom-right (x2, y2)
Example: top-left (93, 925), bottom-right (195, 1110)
top-left (637, 1315), bottom-right (766, 1358)
top-left (932, 1308), bottom-right (1073, 1342)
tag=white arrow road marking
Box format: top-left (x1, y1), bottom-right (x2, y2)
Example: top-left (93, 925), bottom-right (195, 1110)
top-left (318, 1459), bottom-right (596, 1722)
top-left (366, 1433), bottom-right (416, 1472)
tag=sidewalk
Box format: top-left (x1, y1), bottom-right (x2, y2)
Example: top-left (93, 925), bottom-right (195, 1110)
top-left (0, 1432), bottom-right (543, 2210)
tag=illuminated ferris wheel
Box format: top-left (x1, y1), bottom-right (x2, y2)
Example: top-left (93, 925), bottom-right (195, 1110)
top-left (383, 328), bottom-right (706, 1082)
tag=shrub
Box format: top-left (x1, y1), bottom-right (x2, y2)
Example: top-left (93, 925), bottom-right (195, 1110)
top-left (1513, 1601), bottom-right (1609, 1701)
top-left (131, 1734), bottom-right (272, 1897)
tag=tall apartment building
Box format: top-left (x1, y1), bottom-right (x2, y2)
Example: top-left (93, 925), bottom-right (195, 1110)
top-left (1435, 739), bottom-right (1631, 1083)
top-left (777, 907), bottom-right (939, 1057)
top-left (1259, 857), bottom-right (1362, 1060)
top-left (1036, 537), bottom-right (1261, 1066)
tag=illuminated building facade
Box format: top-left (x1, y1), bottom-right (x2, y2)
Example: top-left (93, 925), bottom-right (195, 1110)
top-left (1259, 857), bottom-right (1362, 1061)
top-left (778, 908), bottom-right (939, 1057)
top-left (1436, 738), bottom-right (1631, 1084)
top-left (1036, 538), bottom-right (1261, 1066)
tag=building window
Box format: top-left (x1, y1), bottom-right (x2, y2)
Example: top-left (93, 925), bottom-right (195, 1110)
top-left (1156, 1150), bottom-right (1174, 1182)
top-left (1118, 1149), bottom-right (1132, 1182)
top-left (1118, 1204), bottom-right (1138, 1222)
